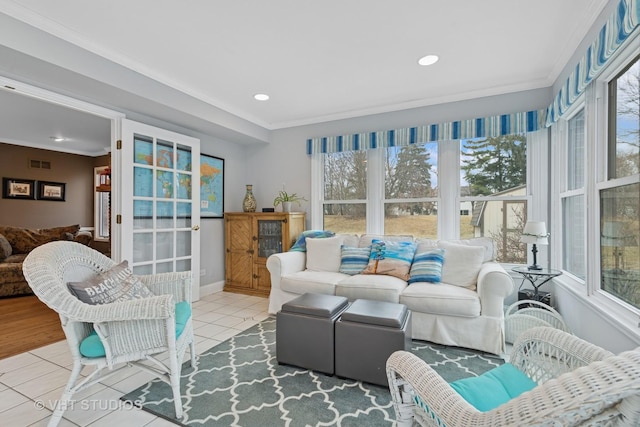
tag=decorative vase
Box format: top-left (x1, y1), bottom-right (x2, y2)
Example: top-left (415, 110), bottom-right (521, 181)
top-left (282, 201), bottom-right (292, 212)
top-left (242, 184), bottom-right (257, 212)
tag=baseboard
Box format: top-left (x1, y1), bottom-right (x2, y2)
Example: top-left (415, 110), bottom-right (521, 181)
top-left (200, 280), bottom-right (224, 297)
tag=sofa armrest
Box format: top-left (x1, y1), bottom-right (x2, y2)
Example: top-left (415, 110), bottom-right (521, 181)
top-left (266, 251), bottom-right (306, 289)
top-left (476, 262), bottom-right (514, 318)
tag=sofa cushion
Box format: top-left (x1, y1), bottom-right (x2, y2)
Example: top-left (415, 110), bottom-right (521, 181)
top-left (408, 248), bottom-right (445, 284)
top-left (400, 282), bottom-right (480, 317)
top-left (67, 260), bottom-right (155, 305)
top-left (0, 233), bottom-right (12, 261)
top-left (280, 270), bottom-right (348, 295)
top-left (289, 230), bottom-right (335, 252)
top-left (336, 273), bottom-right (407, 303)
top-left (438, 241), bottom-right (485, 288)
top-left (339, 245), bottom-right (371, 275)
top-left (444, 237), bottom-right (495, 262)
top-left (306, 235), bottom-right (344, 272)
top-left (362, 240), bottom-right (417, 280)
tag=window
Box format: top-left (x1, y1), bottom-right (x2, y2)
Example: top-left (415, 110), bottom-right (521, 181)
top-left (460, 136), bottom-right (528, 263)
top-left (600, 55), bottom-right (640, 309)
top-left (318, 133), bottom-right (533, 250)
top-left (323, 151), bottom-right (367, 234)
top-left (384, 143), bottom-right (438, 238)
top-left (561, 109), bottom-right (586, 279)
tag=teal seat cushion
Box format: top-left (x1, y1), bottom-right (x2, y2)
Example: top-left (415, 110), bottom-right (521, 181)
top-left (79, 301), bottom-right (192, 358)
top-left (449, 363), bottom-right (537, 412)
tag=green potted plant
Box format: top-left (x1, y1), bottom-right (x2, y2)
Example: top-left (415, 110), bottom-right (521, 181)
top-left (273, 190), bottom-right (307, 212)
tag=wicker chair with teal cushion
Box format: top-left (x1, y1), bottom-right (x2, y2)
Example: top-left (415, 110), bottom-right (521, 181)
top-left (23, 241), bottom-right (196, 427)
top-left (386, 326), bottom-right (640, 426)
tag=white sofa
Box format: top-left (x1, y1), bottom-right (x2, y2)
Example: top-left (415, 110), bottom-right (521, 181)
top-left (267, 234), bottom-right (514, 355)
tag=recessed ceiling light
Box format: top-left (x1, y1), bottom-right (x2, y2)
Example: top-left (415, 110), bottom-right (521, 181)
top-left (50, 136), bottom-right (65, 142)
top-left (418, 55), bottom-right (439, 66)
top-left (254, 93), bottom-right (270, 101)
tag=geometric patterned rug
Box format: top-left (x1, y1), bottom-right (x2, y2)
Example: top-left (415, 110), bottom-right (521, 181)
top-left (121, 317), bottom-right (503, 426)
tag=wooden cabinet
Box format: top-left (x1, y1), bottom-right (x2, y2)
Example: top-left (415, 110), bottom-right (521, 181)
top-left (224, 212), bottom-right (305, 296)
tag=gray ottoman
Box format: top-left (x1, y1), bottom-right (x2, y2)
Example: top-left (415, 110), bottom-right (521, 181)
top-left (335, 299), bottom-right (412, 386)
top-left (276, 293), bottom-right (349, 374)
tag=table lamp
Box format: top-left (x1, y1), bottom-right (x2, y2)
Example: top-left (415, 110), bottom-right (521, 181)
top-left (520, 221), bottom-right (549, 270)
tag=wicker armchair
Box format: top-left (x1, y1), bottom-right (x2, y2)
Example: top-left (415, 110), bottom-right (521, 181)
top-left (386, 327), bottom-right (640, 426)
top-left (22, 241), bottom-right (196, 427)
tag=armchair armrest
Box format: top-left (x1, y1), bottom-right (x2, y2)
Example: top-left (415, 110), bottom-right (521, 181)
top-left (72, 294), bottom-right (175, 323)
top-left (476, 262), bottom-right (514, 318)
top-left (138, 271), bottom-right (192, 303)
top-left (510, 326), bottom-right (613, 383)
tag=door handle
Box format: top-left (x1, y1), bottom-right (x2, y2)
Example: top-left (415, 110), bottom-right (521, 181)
top-left (192, 225), bottom-right (200, 231)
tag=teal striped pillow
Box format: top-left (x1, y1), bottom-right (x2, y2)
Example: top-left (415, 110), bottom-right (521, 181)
top-left (339, 245), bottom-right (371, 275)
top-left (408, 248), bottom-right (445, 284)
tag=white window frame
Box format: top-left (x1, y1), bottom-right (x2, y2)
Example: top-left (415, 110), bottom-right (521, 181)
top-left (550, 33), bottom-right (640, 335)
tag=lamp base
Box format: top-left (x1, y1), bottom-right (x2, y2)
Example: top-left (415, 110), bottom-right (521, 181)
top-left (528, 264), bottom-right (542, 271)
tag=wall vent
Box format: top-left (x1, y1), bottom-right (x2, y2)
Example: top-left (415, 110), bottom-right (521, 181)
top-left (29, 159), bottom-right (52, 169)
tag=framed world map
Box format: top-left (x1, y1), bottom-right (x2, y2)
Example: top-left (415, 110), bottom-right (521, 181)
top-left (200, 153), bottom-right (224, 218)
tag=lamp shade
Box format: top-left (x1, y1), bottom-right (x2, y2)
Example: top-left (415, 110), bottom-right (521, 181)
top-left (520, 221), bottom-right (548, 245)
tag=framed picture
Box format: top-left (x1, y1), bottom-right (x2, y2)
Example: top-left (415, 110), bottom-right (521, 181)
top-left (200, 153), bottom-right (224, 218)
top-left (2, 177), bottom-right (36, 200)
top-left (37, 181), bottom-right (66, 201)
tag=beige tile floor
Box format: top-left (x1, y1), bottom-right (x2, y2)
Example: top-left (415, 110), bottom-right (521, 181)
top-left (0, 291), bottom-right (270, 427)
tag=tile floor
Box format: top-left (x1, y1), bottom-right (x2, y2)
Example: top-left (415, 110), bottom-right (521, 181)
top-left (0, 291), bottom-right (270, 427)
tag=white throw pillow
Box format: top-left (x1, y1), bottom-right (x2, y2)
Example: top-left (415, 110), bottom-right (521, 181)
top-left (438, 241), bottom-right (485, 288)
top-left (306, 236), bottom-right (345, 272)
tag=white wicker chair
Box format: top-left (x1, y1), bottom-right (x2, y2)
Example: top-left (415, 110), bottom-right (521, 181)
top-left (505, 299), bottom-right (570, 344)
top-left (22, 241), bottom-right (197, 427)
top-left (387, 327), bottom-right (640, 426)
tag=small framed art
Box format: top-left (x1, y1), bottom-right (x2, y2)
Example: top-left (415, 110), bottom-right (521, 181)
top-left (2, 177), bottom-right (36, 200)
top-left (37, 181), bottom-right (66, 201)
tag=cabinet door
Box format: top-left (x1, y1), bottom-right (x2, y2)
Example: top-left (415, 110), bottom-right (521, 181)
top-left (254, 263), bottom-right (272, 293)
top-left (224, 215), bottom-right (253, 290)
top-left (255, 217), bottom-right (283, 260)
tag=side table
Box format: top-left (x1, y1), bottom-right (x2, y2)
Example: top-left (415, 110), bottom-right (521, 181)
top-left (511, 266), bottom-right (562, 304)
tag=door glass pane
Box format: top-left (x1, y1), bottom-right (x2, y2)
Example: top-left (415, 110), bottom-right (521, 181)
top-left (156, 262), bottom-right (173, 274)
top-left (384, 202), bottom-right (437, 238)
top-left (157, 201), bottom-right (174, 229)
top-left (157, 231), bottom-right (174, 260)
top-left (134, 135), bottom-right (153, 165)
top-left (156, 140), bottom-right (174, 168)
top-left (134, 167), bottom-right (153, 197)
top-left (177, 172), bottom-right (192, 200)
top-left (176, 231), bottom-right (191, 257)
top-left (133, 233), bottom-right (153, 262)
top-left (177, 144), bottom-right (192, 172)
top-left (323, 203), bottom-right (365, 234)
top-left (177, 202), bottom-right (192, 227)
top-left (176, 259), bottom-right (191, 273)
top-left (133, 264), bottom-right (153, 275)
top-left (134, 200), bottom-right (153, 229)
top-left (156, 170), bottom-right (174, 198)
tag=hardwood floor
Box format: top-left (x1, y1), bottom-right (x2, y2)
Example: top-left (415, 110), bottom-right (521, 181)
top-left (0, 295), bottom-right (65, 359)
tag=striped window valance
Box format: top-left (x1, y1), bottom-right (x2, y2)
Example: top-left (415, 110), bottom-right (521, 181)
top-left (306, 109), bottom-right (545, 155)
top-left (545, 0), bottom-right (639, 125)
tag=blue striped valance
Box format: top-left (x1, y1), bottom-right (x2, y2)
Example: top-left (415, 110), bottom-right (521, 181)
top-left (545, 0), bottom-right (639, 125)
top-left (306, 109), bottom-right (545, 155)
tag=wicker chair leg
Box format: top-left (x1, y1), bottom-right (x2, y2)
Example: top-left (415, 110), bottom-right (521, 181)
top-left (189, 339), bottom-right (197, 367)
top-left (48, 361), bottom-right (83, 427)
top-left (169, 355), bottom-right (183, 419)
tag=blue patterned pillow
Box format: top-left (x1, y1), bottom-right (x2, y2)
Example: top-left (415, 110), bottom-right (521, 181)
top-left (408, 248), bottom-right (445, 284)
top-left (339, 245), bottom-right (371, 275)
top-left (289, 230), bottom-right (335, 252)
top-left (362, 240), bottom-right (417, 280)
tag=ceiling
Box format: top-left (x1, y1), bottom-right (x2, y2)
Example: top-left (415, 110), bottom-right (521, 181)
top-left (0, 0), bottom-right (611, 155)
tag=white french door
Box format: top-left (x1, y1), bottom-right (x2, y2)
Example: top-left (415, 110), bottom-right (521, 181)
top-left (119, 119), bottom-right (200, 300)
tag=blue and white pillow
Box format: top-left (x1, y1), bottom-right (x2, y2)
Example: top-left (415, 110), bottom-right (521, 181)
top-left (339, 245), bottom-right (371, 275)
top-left (289, 230), bottom-right (335, 252)
top-left (408, 248), bottom-right (445, 284)
top-left (362, 239), bottom-right (417, 280)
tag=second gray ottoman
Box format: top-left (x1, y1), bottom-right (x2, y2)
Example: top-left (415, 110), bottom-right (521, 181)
top-left (335, 299), bottom-right (412, 386)
top-left (276, 293), bottom-right (349, 374)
